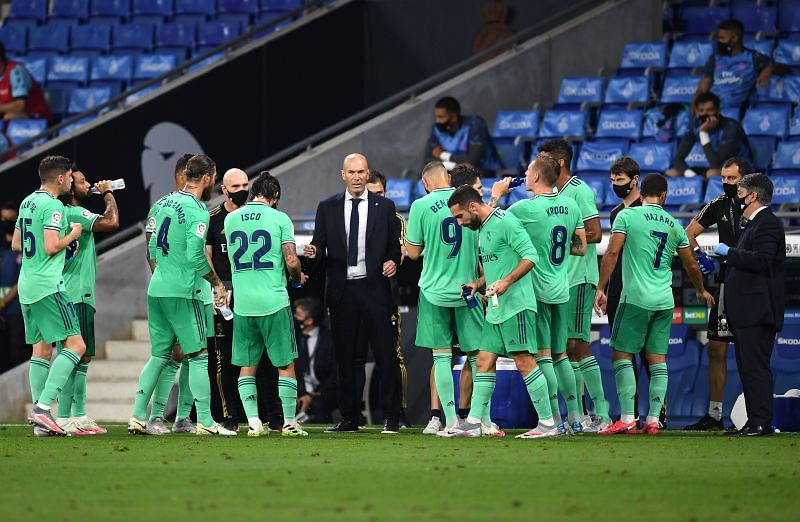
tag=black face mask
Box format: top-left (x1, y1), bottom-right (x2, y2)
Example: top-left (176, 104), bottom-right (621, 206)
top-left (723, 183), bottom-right (738, 198)
top-left (435, 122), bottom-right (451, 134)
top-left (1, 219), bottom-right (15, 237)
top-left (717, 40), bottom-right (734, 56)
top-left (612, 183), bottom-right (632, 199)
top-left (229, 190), bottom-right (249, 207)
top-left (294, 319), bottom-right (305, 330)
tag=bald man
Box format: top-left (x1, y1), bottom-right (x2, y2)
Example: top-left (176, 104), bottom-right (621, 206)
top-left (304, 153), bottom-right (402, 433)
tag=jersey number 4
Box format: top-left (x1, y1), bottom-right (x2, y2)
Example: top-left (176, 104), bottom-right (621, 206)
top-left (156, 217), bottom-right (171, 256)
top-left (230, 230), bottom-right (274, 271)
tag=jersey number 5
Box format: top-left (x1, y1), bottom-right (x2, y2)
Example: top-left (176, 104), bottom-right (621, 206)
top-left (20, 218), bottom-right (35, 258)
top-left (230, 230), bottom-right (274, 271)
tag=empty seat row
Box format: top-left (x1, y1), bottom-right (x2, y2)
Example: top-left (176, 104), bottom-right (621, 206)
top-left (670, 1), bottom-right (800, 37)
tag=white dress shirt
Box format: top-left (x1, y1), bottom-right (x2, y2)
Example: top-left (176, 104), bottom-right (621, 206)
top-left (344, 190), bottom-right (368, 279)
top-left (303, 326), bottom-right (320, 392)
top-left (748, 205), bottom-right (767, 221)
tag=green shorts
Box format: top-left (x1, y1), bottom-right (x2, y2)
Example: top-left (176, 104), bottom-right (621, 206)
top-left (204, 303), bottom-right (214, 338)
top-left (232, 306), bottom-right (297, 368)
top-left (415, 293), bottom-right (484, 352)
top-left (74, 303), bottom-right (96, 357)
top-left (21, 292), bottom-right (81, 345)
top-left (147, 296), bottom-right (207, 356)
top-left (535, 300), bottom-right (568, 355)
top-left (483, 309), bottom-right (537, 357)
top-left (567, 283), bottom-right (595, 342)
top-left (610, 301), bottom-right (672, 355)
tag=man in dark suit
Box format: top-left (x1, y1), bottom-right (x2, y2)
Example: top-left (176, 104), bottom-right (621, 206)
top-left (714, 173), bottom-right (786, 436)
top-left (303, 153), bottom-right (402, 434)
top-left (294, 297), bottom-right (338, 423)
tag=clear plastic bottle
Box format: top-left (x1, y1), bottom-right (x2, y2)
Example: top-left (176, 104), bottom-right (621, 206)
top-left (89, 179), bottom-right (126, 194)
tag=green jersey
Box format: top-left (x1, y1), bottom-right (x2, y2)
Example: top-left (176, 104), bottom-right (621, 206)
top-left (478, 208), bottom-right (538, 324)
top-left (63, 205), bottom-right (101, 307)
top-left (147, 191), bottom-right (211, 299)
top-left (16, 190), bottom-right (69, 304)
top-left (224, 201), bottom-right (295, 316)
top-left (147, 193), bottom-right (212, 304)
top-left (406, 187), bottom-right (480, 306)
top-left (612, 204), bottom-right (689, 311)
top-left (559, 176), bottom-right (599, 287)
top-left (507, 192), bottom-right (583, 305)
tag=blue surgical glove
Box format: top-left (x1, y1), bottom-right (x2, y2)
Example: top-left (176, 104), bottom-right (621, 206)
top-left (714, 243), bottom-right (730, 257)
top-left (694, 247), bottom-right (715, 274)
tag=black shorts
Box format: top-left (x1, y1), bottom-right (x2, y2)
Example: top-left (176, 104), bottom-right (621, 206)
top-left (707, 285), bottom-right (735, 343)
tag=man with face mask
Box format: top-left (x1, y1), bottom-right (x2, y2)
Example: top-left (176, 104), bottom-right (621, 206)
top-left (425, 96), bottom-right (501, 175)
top-left (684, 156), bottom-right (751, 431)
top-left (0, 201), bottom-right (26, 373)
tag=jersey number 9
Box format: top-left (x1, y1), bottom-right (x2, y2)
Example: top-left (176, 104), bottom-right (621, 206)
top-left (441, 217), bottom-right (462, 258)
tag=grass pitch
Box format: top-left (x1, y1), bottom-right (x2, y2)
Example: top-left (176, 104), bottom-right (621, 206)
top-left (0, 424), bottom-right (798, 521)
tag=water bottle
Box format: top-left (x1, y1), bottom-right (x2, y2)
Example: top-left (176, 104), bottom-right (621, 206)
top-left (508, 176), bottom-right (526, 189)
top-left (290, 281), bottom-right (302, 289)
top-left (214, 290), bottom-right (233, 321)
top-left (461, 284), bottom-right (478, 309)
top-left (89, 178), bottom-right (126, 194)
top-left (487, 284), bottom-right (500, 310)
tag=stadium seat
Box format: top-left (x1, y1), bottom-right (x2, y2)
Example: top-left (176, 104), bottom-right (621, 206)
top-left (411, 178), bottom-right (426, 203)
top-left (44, 85), bottom-right (73, 116)
top-left (641, 108), bottom-right (678, 143)
top-left (71, 25), bottom-right (113, 56)
top-left (731, 3), bottom-right (777, 35)
top-left (174, 0), bottom-right (216, 24)
top-left (771, 327), bottom-right (800, 395)
top-left (506, 184), bottom-right (529, 207)
top-left (156, 22), bottom-right (196, 59)
top-left (590, 326), bottom-right (621, 419)
top-left (67, 86), bottom-right (113, 115)
top-left (771, 175), bottom-right (800, 205)
top-left (261, 0), bottom-right (303, 12)
top-left (218, 0), bottom-right (260, 27)
top-left (50, 0), bottom-right (90, 26)
top-left (47, 55), bottom-right (90, 88)
top-left (124, 84), bottom-right (159, 104)
top-left (492, 110), bottom-right (539, 172)
top-left (59, 114), bottom-right (98, 136)
top-left (91, 54), bottom-right (134, 92)
top-left (131, 0), bottom-right (174, 24)
top-left (538, 110), bottom-right (587, 140)
top-left (252, 11), bottom-right (293, 34)
top-left (678, 6), bottom-right (730, 37)
top-left (90, 0), bottom-right (132, 24)
top-left (742, 106), bottom-right (790, 138)
top-left (690, 343), bottom-right (742, 420)
top-left (743, 36), bottom-right (774, 57)
top-left (603, 76), bottom-right (650, 108)
top-left (704, 176), bottom-right (724, 203)
top-left (6, 0), bottom-right (48, 27)
top-left (577, 172), bottom-right (606, 207)
top-left (385, 178), bottom-right (413, 212)
top-left (18, 56), bottom-right (48, 85)
top-left (594, 109), bottom-right (642, 141)
top-left (778, 0), bottom-right (800, 35)
top-left (133, 53), bottom-right (177, 81)
top-left (749, 135), bottom-right (777, 171)
top-left (113, 23), bottom-right (156, 53)
top-left (666, 177), bottom-right (703, 208)
top-left (479, 178), bottom-right (509, 208)
top-left (660, 74), bottom-right (701, 104)
top-left (197, 21), bottom-right (242, 53)
top-left (790, 106), bottom-right (800, 139)
top-left (28, 25), bottom-right (70, 57)
top-left (775, 40), bottom-right (800, 69)
top-left (684, 142), bottom-right (710, 169)
top-left (575, 140), bottom-right (627, 175)
top-left (619, 41), bottom-right (667, 71)
top-left (5, 118), bottom-right (48, 148)
top-left (771, 141), bottom-right (800, 175)
top-left (628, 142), bottom-right (672, 174)
top-left (555, 76), bottom-right (604, 108)
top-left (667, 41), bottom-right (712, 72)
top-left (755, 75), bottom-right (800, 106)
top-left (0, 26), bottom-right (28, 56)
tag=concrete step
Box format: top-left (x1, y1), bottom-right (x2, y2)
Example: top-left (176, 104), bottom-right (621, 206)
top-left (86, 360), bottom-right (143, 382)
top-left (78, 381), bottom-right (139, 402)
top-left (25, 400), bottom-right (134, 423)
top-left (132, 319), bottom-right (150, 341)
top-left (105, 340), bottom-right (150, 361)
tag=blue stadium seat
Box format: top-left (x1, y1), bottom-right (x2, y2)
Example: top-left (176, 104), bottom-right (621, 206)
top-left (628, 142), bottom-right (672, 174)
top-left (538, 110), bottom-right (587, 140)
top-left (133, 53), bottom-right (177, 81)
top-left (704, 177), bottom-right (724, 203)
top-left (91, 54), bottom-right (134, 92)
top-left (641, 108), bottom-right (679, 143)
top-left (28, 25), bottom-right (70, 57)
top-left (660, 74), bottom-right (701, 104)
top-left (506, 184), bottom-right (529, 207)
top-left (0, 26), bottom-right (28, 56)
top-left (113, 23), bottom-right (155, 53)
top-left (771, 327), bottom-right (800, 395)
top-left (385, 179), bottom-right (413, 212)
top-left (619, 41), bottom-right (667, 71)
top-left (5, 118), bottom-right (48, 147)
top-left (186, 51), bottom-right (223, 72)
top-left (771, 141), bottom-right (800, 175)
top-left (253, 11), bottom-right (293, 34)
top-left (59, 114), bottom-right (97, 136)
top-left (743, 36), bottom-right (774, 57)
top-left (218, 0), bottom-right (260, 27)
top-left (790, 106), bottom-right (800, 139)
top-left (50, 0), bottom-right (90, 25)
top-left (132, 0), bottom-right (174, 24)
top-left (755, 75), bottom-right (800, 106)
top-left (778, 0), bottom-right (800, 35)
top-left (578, 172), bottom-right (607, 207)
top-left (575, 140), bottom-right (627, 175)
top-left (690, 343), bottom-right (741, 420)
top-left (555, 76), bottom-right (604, 107)
top-left (91, 0), bottom-right (132, 24)
top-left (679, 6), bottom-right (730, 37)
top-left (771, 175), bottom-right (800, 204)
top-left (742, 106), bottom-right (790, 138)
top-left (492, 110), bottom-right (538, 171)
top-left (124, 84), bottom-right (159, 104)
top-left (684, 142), bottom-right (710, 169)
top-left (261, 0), bottom-right (303, 12)
top-left (174, 0), bottom-right (215, 24)
top-left (604, 76), bottom-right (650, 107)
top-left (749, 135), bottom-right (777, 171)
top-left (590, 326), bottom-right (620, 418)
top-left (732, 3), bottom-right (777, 35)
top-left (71, 25), bottom-right (113, 57)
top-left (6, 0), bottom-right (48, 26)
top-left (668, 41), bottom-right (712, 71)
top-left (595, 109), bottom-right (642, 141)
top-left (480, 178), bottom-right (508, 208)
top-left (411, 178), bottom-right (426, 203)
top-left (67, 86), bottom-right (113, 115)
top-left (156, 22), bottom-right (196, 59)
top-left (47, 55), bottom-right (90, 88)
top-left (18, 56), bottom-right (48, 85)
top-left (197, 21), bottom-right (242, 53)
top-left (666, 177), bottom-right (703, 208)
top-left (775, 40), bottom-right (800, 69)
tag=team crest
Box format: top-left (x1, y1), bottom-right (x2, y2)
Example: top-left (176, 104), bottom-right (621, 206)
top-left (148, 216), bottom-right (156, 230)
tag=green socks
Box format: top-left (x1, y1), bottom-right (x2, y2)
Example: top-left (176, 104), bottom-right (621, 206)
top-left (571, 361), bottom-right (583, 414)
top-left (57, 366), bottom-right (76, 419)
top-left (580, 356), bottom-right (610, 421)
top-left (467, 372), bottom-right (495, 422)
top-left (613, 359), bottom-right (637, 421)
top-left (237, 376), bottom-right (259, 420)
top-left (29, 357), bottom-right (50, 404)
top-left (433, 353), bottom-right (456, 426)
top-left (535, 357), bottom-right (560, 421)
top-left (648, 363), bottom-right (668, 422)
top-left (176, 360), bottom-right (194, 420)
top-left (523, 367), bottom-right (553, 423)
top-left (189, 354), bottom-right (213, 427)
top-left (151, 359), bottom-right (180, 421)
top-left (71, 363), bottom-right (89, 417)
top-left (132, 355), bottom-right (170, 420)
top-left (554, 356), bottom-right (581, 423)
top-left (278, 376), bottom-right (298, 422)
top-left (38, 349), bottom-right (81, 408)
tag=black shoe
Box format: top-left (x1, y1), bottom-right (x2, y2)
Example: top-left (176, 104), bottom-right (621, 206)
top-left (685, 414), bottom-right (724, 431)
top-left (381, 418), bottom-right (400, 434)
top-left (739, 424), bottom-right (774, 437)
top-left (325, 419), bottom-right (359, 433)
top-left (398, 411), bottom-right (411, 429)
top-left (725, 424), bottom-right (743, 435)
top-left (222, 419), bottom-right (239, 433)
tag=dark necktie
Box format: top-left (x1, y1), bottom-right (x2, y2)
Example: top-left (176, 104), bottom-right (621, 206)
top-left (348, 198), bottom-right (361, 267)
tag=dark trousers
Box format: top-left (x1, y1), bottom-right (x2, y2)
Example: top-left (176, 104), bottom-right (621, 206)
top-left (309, 385), bottom-right (338, 423)
top-left (0, 313), bottom-right (28, 373)
top-left (329, 279), bottom-right (399, 423)
top-left (732, 325), bottom-right (776, 426)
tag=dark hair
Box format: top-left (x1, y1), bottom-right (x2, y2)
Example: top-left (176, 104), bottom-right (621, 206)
top-left (1, 200), bottom-right (18, 211)
top-left (533, 156), bottom-right (559, 186)
top-left (694, 91), bottom-right (721, 110)
top-left (610, 157), bottom-right (640, 180)
top-left (174, 153), bottom-right (194, 180)
top-left (250, 171), bottom-right (281, 202)
top-left (368, 169), bottom-right (387, 190)
top-left (738, 173), bottom-right (772, 206)
top-left (38, 155), bottom-right (72, 183)
top-left (538, 139), bottom-right (573, 168)
top-left (185, 154), bottom-right (215, 180)
top-left (640, 173), bottom-right (668, 198)
top-left (294, 297), bottom-right (321, 325)
top-left (435, 96), bottom-right (461, 116)
top-left (722, 156), bottom-right (753, 175)
top-left (449, 164), bottom-right (481, 188)
top-left (718, 19), bottom-right (744, 38)
top-left (447, 184), bottom-right (483, 208)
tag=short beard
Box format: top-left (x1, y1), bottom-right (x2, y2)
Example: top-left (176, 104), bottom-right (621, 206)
top-left (202, 186), bottom-right (213, 201)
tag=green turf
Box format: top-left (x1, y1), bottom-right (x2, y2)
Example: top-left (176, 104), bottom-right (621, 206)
top-left (0, 424), bottom-right (798, 521)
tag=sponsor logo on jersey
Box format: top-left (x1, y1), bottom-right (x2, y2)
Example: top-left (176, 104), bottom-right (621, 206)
top-left (195, 222), bottom-right (207, 238)
top-left (80, 209), bottom-right (94, 219)
top-left (50, 211), bottom-right (62, 227)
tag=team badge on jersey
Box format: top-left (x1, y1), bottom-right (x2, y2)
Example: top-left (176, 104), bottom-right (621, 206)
top-left (80, 209), bottom-right (95, 220)
top-left (50, 211), bottom-right (62, 227)
top-left (195, 222), bottom-right (207, 238)
top-left (147, 216), bottom-right (156, 233)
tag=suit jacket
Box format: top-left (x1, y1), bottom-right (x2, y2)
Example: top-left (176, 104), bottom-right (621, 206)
top-left (310, 190), bottom-right (401, 307)
top-left (724, 207), bottom-right (786, 330)
top-left (296, 326), bottom-right (337, 397)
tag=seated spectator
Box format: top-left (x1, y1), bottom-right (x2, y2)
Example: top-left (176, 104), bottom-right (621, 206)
top-left (0, 201), bottom-right (27, 373)
top-left (0, 44), bottom-right (52, 123)
top-left (294, 297), bottom-right (338, 424)
top-left (425, 96), bottom-right (500, 175)
top-left (693, 19), bottom-right (772, 112)
top-left (668, 92), bottom-right (750, 178)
